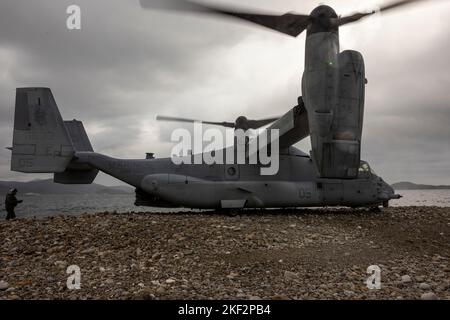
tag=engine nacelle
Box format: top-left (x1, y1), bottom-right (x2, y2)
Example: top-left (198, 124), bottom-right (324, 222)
top-left (304, 49), bottom-right (365, 179)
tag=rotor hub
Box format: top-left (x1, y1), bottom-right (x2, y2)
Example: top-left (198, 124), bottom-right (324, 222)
top-left (235, 116), bottom-right (249, 131)
top-left (308, 5), bottom-right (339, 35)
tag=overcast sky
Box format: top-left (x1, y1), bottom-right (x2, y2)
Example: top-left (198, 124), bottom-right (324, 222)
top-left (0, 0), bottom-right (449, 186)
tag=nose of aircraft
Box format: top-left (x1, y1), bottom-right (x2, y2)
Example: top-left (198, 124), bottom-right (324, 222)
top-left (379, 180), bottom-right (403, 203)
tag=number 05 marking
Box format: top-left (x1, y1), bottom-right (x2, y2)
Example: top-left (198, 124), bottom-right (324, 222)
top-left (299, 188), bottom-right (312, 199)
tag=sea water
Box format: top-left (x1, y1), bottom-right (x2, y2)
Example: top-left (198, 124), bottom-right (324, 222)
top-left (1, 190), bottom-right (449, 219)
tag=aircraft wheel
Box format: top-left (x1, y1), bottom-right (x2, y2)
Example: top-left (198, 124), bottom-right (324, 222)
top-left (226, 209), bottom-right (240, 217)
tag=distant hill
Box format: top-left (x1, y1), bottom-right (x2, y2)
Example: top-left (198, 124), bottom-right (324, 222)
top-left (0, 179), bottom-right (134, 195)
top-left (392, 181), bottom-right (450, 190)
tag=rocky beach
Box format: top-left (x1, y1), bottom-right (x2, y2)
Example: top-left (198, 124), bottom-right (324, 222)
top-left (0, 207), bottom-right (449, 300)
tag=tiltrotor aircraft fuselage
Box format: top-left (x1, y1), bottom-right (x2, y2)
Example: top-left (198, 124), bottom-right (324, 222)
top-left (10, 2), bottom-right (413, 211)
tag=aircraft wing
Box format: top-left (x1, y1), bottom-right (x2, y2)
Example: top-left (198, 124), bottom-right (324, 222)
top-left (248, 97), bottom-right (310, 158)
top-left (249, 97), bottom-right (309, 161)
top-left (267, 98), bottom-right (310, 149)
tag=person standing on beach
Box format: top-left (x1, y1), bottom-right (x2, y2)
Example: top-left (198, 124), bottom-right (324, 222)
top-left (4, 188), bottom-right (22, 220)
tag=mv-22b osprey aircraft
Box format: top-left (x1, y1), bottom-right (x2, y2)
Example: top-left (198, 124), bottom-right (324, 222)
top-left (11, 0), bottom-right (429, 212)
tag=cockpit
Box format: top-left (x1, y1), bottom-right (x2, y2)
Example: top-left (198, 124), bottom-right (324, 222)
top-left (358, 161), bottom-right (377, 179)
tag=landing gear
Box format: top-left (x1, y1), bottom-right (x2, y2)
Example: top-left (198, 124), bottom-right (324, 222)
top-left (218, 208), bottom-right (240, 217)
top-left (369, 206), bottom-right (382, 213)
top-left (226, 209), bottom-right (240, 217)
top-left (369, 201), bottom-right (389, 212)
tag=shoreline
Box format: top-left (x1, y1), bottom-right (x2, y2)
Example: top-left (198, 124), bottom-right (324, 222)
top-left (4, 204), bottom-right (450, 220)
top-left (1, 207), bottom-right (449, 300)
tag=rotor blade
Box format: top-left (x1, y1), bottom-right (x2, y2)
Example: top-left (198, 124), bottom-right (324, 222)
top-left (140, 0), bottom-right (213, 12)
top-left (247, 117), bottom-right (280, 130)
top-left (140, 0), bottom-right (312, 37)
top-left (338, 0), bottom-right (426, 26)
top-left (156, 115), bottom-right (235, 128)
top-left (379, 0), bottom-right (427, 11)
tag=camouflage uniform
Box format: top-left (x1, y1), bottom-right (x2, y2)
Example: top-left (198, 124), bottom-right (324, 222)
top-left (5, 189), bottom-right (22, 220)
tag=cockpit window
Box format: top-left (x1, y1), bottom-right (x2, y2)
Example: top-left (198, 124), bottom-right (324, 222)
top-left (359, 162), bottom-right (370, 173)
top-left (359, 161), bottom-right (376, 178)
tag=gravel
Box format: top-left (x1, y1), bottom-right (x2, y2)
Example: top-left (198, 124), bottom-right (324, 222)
top-left (0, 206), bottom-right (449, 300)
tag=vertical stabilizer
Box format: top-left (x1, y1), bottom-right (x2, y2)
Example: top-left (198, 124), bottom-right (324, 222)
top-left (11, 88), bottom-right (74, 173)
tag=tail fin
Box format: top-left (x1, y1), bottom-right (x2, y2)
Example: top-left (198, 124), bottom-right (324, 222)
top-left (54, 120), bottom-right (99, 184)
top-left (11, 88), bottom-right (74, 173)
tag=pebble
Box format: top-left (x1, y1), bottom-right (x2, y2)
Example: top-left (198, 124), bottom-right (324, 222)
top-left (271, 295), bottom-right (289, 300)
top-left (151, 253), bottom-right (162, 260)
top-left (156, 286), bottom-right (166, 294)
top-left (0, 281), bottom-right (9, 291)
top-left (344, 290), bottom-right (355, 297)
top-left (81, 248), bottom-right (95, 254)
top-left (401, 275), bottom-right (412, 284)
top-left (284, 271), bottom-right (299, 281)
top-left (421, 292), bottom-right (438, 300)
top-left (227, 272), bottom-right (238, 280)
top-left (419, 283), bottom-right (431, 290)
top-left (54, 260), bottom-right (66, 268)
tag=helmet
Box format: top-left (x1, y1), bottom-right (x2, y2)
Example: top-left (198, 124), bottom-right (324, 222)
top-left (9, 188), bottom-right (17, 194)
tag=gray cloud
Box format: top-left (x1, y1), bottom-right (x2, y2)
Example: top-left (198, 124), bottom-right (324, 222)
top-left (0, 0), bottom-right (449, 185)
